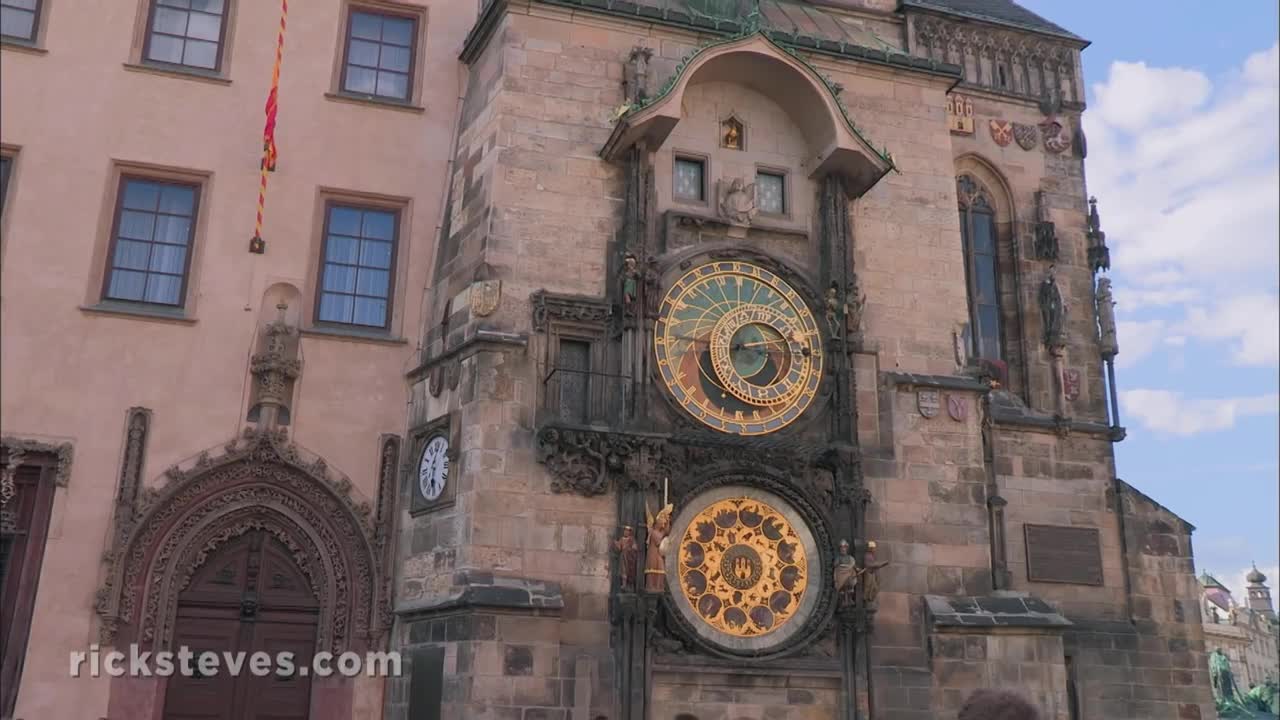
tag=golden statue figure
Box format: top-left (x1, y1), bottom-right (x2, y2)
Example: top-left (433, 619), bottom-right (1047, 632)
top-left (644, 501), bottom-right (674, 593)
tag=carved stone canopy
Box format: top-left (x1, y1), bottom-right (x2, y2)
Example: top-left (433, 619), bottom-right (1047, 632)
top-left (601, 33), bottom-right (893, 198)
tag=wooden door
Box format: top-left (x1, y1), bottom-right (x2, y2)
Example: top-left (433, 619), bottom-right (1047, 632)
top-left (162, 531), bottom-right (319, 720)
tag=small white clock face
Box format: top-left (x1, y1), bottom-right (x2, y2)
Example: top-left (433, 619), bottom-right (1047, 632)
top-left (418, 436), bottom-right (449, 502)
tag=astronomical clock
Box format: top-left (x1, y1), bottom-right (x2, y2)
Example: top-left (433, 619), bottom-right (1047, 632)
top-left (641, 257), bottom-right (837, 659)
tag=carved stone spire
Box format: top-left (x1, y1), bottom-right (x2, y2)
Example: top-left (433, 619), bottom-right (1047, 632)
top-left (1087, 196), bottom-right (1111, 273)
top-left (249, 302), bottom-right (301, 429)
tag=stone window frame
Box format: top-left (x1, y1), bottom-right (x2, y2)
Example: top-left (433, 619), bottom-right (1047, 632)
top-left (541, 314), bottom-right (610, 426)
top-left (302, 186), bottom-right (414, 343)
top-left (124, 0), bottom-right (239, 85)
top-left (957, 173), bottom-right (1005, 364)
top-left (101, 174), bottom-right (202, 310)
top-left (314, 201), bottom-right (401, 331)
top-left (754, 163), bottom-right (789, 219)
top-left (326, 0), bottom-right (429, 112)
top-left (672, 150), bottom-right (710, 207)
top-left (81, 159), bottom-right (213, 324)
top-left (140, 0), bottom-right (232, 74)
top-left (0, 144), bottom-right (20, 264)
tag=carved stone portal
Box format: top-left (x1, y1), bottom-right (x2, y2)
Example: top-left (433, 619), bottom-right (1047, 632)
top-left (94, 428), bottom-right (385, 654)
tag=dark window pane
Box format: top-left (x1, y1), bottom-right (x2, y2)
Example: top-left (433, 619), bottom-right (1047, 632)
top-left (122, 181), bottom-right (160, 211)
top-left (349, 11), bottom-right (382, 40)
top-left (382, 17), bottom-right (413, 46)
top-left (326, 235), bottom-right (359, 264)
top-left (186, 12), bottom-right (221, 41)
top-left (971, 211), bottom-right (995, 255)
top-left (318, 293), bottom-right (354, 323)
top-left (182, 39), bottom-right (217, 68)
top-left (5, 0), bottom-right (37, 10)
top-left (0, 6), bottom-right (35, 40)
top-left (107, 270), bottom-right (148, 301)
top-left (558, 340), bottom-right (591, 423)
top-left (159, 0), bottom-right (191, 8)
top-left (976, 304), bottom-right (1001, 360)
top-left (323, 265), bottom-right (356, 293)
top-left (352, 297), bottom-right (387, 327)
top-left (147, 34), bottom-right (184, 64)
top-left (380, 45), bottom-right (411, 72)
top-left (674, 158), bottom-right (704, 200)
top-left (158, 185), bottom-right (195, 215)
top-left (154, 215), bottom-right (192, 245)
top-left (362, 211), bottom-right (394, 240)
top-left (152, 6), bottom-right (188, 34)
top-left (144, 274), bottom-right (182, 305)
top-left (375, 72), bottom-right (408, 100)
top-left (118, 211), bottom-right (156, 241)
top-left (360, 240), bottom-right (392, 268)
top-left (329, 206), bottom-right (362, 235)
top-left (356, 268), bottom-right (389, 297)
top-left (149, 244), bottom-right (187, 274)
top-left (974, 252), bottom-right (998, 304)
top-left (345, 67), bottom-right (377, 94)
top-left (348, 39), bottom-right (380, 67)
top-left (756, 172), bottom-right (785, 214)
top-left (114, 240), bottom-right (152, 271)
top-left (190, 0), bottom-right (222, 11)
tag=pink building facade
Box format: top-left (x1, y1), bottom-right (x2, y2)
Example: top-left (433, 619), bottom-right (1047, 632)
top-left (1, 1), bottom-right (475, 718)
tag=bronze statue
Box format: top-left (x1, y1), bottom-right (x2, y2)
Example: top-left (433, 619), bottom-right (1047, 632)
top-left (1038, 268), bottom-right (1066, 350)
top-left (833, 539), bottom-right (857, 609)
top-left (644, 501), bottom-right (674, 593)
top-left (614, 526), bottom-right (639, 591)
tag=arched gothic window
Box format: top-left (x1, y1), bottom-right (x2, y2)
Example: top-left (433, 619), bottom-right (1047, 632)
top-left (956, 175), bottom-right (1003, 362)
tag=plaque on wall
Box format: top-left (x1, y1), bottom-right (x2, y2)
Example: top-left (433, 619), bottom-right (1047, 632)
top-left (1024, 524), bottom-right (1104, 586)
top-left (946, 94), bottom-right (975, 135)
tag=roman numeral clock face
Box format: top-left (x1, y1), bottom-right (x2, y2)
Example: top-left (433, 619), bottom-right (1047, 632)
top-left (654, 261), bottom-right (824, 435)
top-left (417, 436), bottom-right (449, 503)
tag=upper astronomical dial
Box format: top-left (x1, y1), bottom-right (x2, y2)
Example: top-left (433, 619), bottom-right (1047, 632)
top-left (654, 261), bottom-right (823, 435)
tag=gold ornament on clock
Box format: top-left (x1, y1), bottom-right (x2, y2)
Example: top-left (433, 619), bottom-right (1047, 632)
top-left (654, 260), bottom-right (823, 435)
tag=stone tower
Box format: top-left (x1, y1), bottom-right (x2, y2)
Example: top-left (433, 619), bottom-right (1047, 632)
top-left (1246, 564), bottom-right (1276, 622)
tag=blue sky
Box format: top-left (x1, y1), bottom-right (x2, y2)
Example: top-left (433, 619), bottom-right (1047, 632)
top-left (1018, 1), bottom-right (1279, 600)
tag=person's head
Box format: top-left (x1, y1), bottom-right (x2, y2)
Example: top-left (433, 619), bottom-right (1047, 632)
top-left (957, 689), bottom-right (1041, 720)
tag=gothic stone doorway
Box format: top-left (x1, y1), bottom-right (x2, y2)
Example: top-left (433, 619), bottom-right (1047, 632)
top-left (162, 530), bottom-right (318, 720)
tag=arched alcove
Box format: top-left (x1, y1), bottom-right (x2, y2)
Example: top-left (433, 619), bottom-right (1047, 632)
top-left (603, 32), bottom-right (893, 198)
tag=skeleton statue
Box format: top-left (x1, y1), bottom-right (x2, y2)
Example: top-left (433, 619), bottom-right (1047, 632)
top-left (824, 284), bottom-right (841, 338)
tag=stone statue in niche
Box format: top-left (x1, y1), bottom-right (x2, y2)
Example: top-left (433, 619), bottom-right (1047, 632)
top-left (623, 46), bottom-right (652, 105)
top-left (844, 283), bottom-right (866, 339)
top-left (718, 177), bottom-right (757, 228)
top-left (614, 526), bottom-right (639, 591)
top-left (1095, 276), bottom-right (1119, 359)
top-left (643, 256), bottom-right (661, 317)
top-left (833, 539), bottom-right (858, 609)
top-left (1033, 190), bottom-right (1058, 261)
top-left (1039, 267), bottom-right (1067, 350)
top-left (644, 501), bottom-right (674, 593)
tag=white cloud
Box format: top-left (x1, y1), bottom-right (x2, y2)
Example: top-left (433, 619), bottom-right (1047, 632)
top-left (1085, 42), bottom-right (1280, 369)
top-left (1092, 61), bottom-right (1211, 133)
top-left (1120, 389), bottom-right (1279, 435)
top-left (1182, 293), bottom-right (1280, 366)
top-left (1115, 319), bottom-right (1167, 368)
